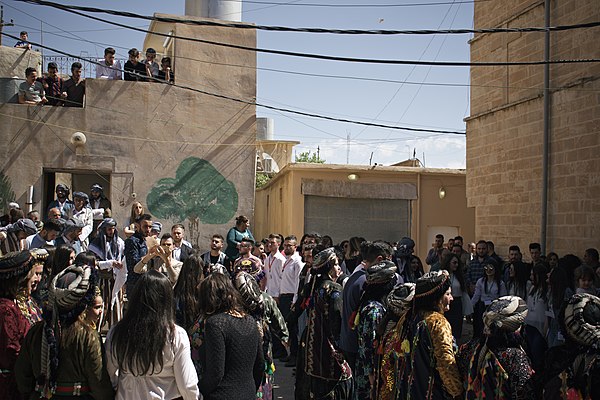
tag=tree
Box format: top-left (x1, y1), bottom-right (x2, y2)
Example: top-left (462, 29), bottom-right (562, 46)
top-left (295, 150), bottom-right (325, 164)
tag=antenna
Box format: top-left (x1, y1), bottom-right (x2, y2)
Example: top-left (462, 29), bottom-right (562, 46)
top-left (369, 152), bottom-right (373, 165)
top-left (346, 130), bottom-right (351, 164)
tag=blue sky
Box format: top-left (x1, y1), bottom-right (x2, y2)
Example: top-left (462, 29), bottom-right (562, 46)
top-left (2, 0), bottom-right (473, 168)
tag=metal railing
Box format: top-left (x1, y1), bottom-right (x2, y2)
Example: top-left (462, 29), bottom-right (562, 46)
top-left (42, 55), bottom-right (127, 78)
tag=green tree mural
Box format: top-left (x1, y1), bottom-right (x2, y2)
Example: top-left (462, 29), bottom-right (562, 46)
top-left (147, 158), bottom-right (238, 244)
top-left (0, 172), bottom-right (15, 211)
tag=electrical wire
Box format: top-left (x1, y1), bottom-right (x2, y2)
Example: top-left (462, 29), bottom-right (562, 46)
top-left (216, 0), bottom-right (491, 7)
top-left (17, 0), bottom-right (600, 36)
top-left (2, 32), bottom-right (468, 135)
top-left (16, 0), bottom-right (600, 67)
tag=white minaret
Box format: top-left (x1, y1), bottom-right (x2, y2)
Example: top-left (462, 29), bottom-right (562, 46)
top-left (185, 0), bottom-right (242, 22)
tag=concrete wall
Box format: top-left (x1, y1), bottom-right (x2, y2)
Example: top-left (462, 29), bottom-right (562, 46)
top-left (255, 164), bottom-right (475, 263)
top-left (0, 18), bottom-right (256, 250)
top-left (466, 0), bottom-right (600, 258)
top-left (0, 46), bottom-right (41, 78)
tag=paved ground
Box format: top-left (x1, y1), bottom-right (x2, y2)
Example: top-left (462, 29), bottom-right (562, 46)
top-left (272, 359), bottom-right (296, 399)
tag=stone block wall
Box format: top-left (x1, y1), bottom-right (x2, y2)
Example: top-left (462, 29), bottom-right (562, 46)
top-left (466, 0), bottom-right (600, 257)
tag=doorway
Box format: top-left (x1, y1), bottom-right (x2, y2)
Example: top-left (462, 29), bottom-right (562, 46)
top-left (43, 170), bottom-right (111, 214)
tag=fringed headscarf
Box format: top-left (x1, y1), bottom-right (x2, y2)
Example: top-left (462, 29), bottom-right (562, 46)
top-left (563, 293), bottom-right (600, 349)
top-left (386, 282), bottom-right (416, 318)
top-left (39, 265), bottom-right (98, 398)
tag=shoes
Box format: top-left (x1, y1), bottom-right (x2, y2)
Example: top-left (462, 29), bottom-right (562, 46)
top-left (285, 357), bottom-right (297, 367)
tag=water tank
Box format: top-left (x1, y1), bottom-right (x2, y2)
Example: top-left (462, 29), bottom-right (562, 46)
top-left (256, 117), bottom-right (274, 141)
top-left (185, 0), bottom-right (242, 22)
top-left (0, 78), bottom-right (24, 103)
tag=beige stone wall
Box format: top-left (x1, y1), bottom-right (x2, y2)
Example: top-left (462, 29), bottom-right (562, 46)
top-left (255, 164), bottom-right (475, 263)
top-left (466, 0), bottom-right (600, 258)
top-left (0, 46), bottom-right (41, 78)
top-left (0, 20), bottom-right (256, 250)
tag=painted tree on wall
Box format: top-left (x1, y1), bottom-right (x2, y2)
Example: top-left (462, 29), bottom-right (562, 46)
top-left (146, 157), bottom-right (238, 246)
top-left (0, 172), bottom-right (15, 211)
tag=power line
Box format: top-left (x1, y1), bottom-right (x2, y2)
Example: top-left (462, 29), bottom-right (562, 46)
top-left (221, 0), bottom-right (491, 7)
top-left (18, 0), bottom-right (600, 36)
top-left (13, 2), bottom-right (600, 67)
top-left (2, 32), bottom-right (467, 135)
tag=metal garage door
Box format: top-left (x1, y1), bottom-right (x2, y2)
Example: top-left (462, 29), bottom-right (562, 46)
top-left (304, 195), bottom-right (410, 244)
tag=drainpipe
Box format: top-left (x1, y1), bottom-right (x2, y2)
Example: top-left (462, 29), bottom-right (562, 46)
top-left (541, 0), bottom-right (551, 254)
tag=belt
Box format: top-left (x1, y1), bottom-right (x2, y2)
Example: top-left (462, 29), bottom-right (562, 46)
top-left (36, 382), bottom-right (90, 397)
top-left (280, 293), bottom-right (294, 297)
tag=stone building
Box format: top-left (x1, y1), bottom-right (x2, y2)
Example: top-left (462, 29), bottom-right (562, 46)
top-left (466, 0), bottom-right (599, 257)
top-left (0, 13), bottom-right (257, 248)
top-left (254, 162), bottom-right (475, 264)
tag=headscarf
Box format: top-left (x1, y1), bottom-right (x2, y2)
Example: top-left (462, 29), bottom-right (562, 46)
top-left (0, 250), bottom-right (33, 279)
top-left (236, 258), bottom-right (265, 283)
top-left (312, 247), bottom-right (337, 274)
top-left (90, 218), bottom-right (119, 261)
top-left (415, 270), bottom-right (450, 299)
top-left (365, 260), bottom-right (398, 286)
top-left (395, 237), bottom-right (415, 258)
top-left (7, 218), bottom-right (37, 236)
top-left (483, 296), bottom-right (528, 333)
top-left (386, 282), bottom-right (416, 317)
top-left (563, 293), bottom-right (600, 349)
top-left (39, 265), bottom-right (98, 398)
top-left (234, 271), bottom-right (263, 311)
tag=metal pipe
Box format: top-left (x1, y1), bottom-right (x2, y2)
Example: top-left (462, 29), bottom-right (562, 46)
top-left (541, 0), bottom-right (551, 254)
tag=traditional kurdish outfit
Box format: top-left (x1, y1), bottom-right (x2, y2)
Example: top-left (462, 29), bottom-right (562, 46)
top-left (296, 248), bottom-right (352, 399)
top-left (0, 298), bottom-right (30, 400)
top-left (375, 282), bottom-right (415, 400)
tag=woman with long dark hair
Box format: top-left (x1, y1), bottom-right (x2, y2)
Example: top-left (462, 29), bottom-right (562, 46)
top-left (547, 265), bottom-right (569, 348)
top-left (399, 270), bottom-right (463, 399)
top-left (106, 270), bottom-right (199, 399)
top-left (441, 253), bottom-right (467, 340)
top-left (524, 263), bottom-right (549, 373)
top-left (197, 273), bottom-right (263, 399)
top-left (173, 254), bottom-right (204, 330)
top-left (51, 244), bottom-right (76, 277)
top-left (506, 261), bottom-right (530, 300)
top-left (404, 255), bottom-right (424, 283)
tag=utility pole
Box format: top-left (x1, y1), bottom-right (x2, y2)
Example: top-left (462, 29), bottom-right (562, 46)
top-left (0, 6), bottom-right (15, 47)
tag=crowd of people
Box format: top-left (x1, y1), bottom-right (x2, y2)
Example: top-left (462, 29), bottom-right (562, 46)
top-left (1, 185), bottom-right (599, 399)
top-left (15, 32), bottom-right (174, 107)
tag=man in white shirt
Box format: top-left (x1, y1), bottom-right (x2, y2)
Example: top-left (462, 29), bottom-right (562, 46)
top-left (278, 235), bottom-right (304, 366)
top-left (96, 47), bottom-right (122, 80)
top-left (264, 233), bottom-right (287, 360)
top-left (264, 234), bottom-right (285, 302)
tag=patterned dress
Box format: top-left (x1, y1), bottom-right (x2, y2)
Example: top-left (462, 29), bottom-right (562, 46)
top-left (399, 311), bottom-right (463, 399)
top-left (355, 300), bottom-right (385, 399)
top-left (376, 314), bottom-right (408, 400)
top-left (461, 343), bottom-right (534, 399)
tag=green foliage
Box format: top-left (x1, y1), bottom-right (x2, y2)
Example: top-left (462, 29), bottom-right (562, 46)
top-left (146, 157), bottom-right (238, 225)
top-left (295, 151), bottom-right (325, 164)
top-left (255, 172), bottom-right (271, 188)
top-left (0, 172), bottom-right (15, 211)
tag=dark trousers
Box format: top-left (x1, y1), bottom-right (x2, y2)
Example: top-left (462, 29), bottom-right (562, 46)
top-left (279, 293), bottom-right (298, 358)
top-left (275, 293), bottom-right (294, 358)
